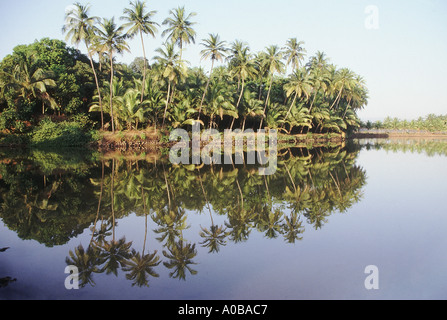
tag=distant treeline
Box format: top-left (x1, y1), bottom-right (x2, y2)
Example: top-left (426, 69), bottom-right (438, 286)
top-left (361, 114), bottom-right (447, 132)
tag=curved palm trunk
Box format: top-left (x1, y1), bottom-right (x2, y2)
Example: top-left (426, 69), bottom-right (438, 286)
top-left (330, 85), bottom-right (343, 110)
top-left (86, 43), bottom-right (104, 130)
top-left (236, 79), bottom-right (245, 109)
top-left (259, 75), bottom-right (273, 130)
top-left (284, 91), bottom-right (298, 125)
top-left (162, 81), bottom-right (171, 128)
top-left (109, 52), bottom-right (115, 133)
top-left (140, 30), bottom-right (147, 104)
top-left (198, 59), bottom-right (214, 120)
top-left (231, 79), bottom-right (245, 131)
top-left (309, 91), bottom-right (318, 113)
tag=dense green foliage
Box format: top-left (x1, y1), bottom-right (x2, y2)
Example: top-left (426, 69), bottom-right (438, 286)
top-left (0, 1), bottom-right (369, 145)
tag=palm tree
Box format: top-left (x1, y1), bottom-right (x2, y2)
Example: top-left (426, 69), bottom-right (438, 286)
top-left (121, 0), bottom-right (159, 104)
top-left (283, 68), bottom-right (312, 123)
top-left (308, 66), bottom-right (330, 113)
top-left (259, 45), bottom-right (285, 129)
top-left (63, 2), bottom-right (104, 129)
top-left (198, 33), bottom-right (227, 120)
top-left (240, 90), bottom-right (264, 131)
top-left (116, 88), bottom-right (147, 130)
top-left (202, 80), bottom-right (237, 129)
top-left (283, 38), bottom-right (307, 73)
top-left (153, 42), bottom-right (187, 127)
top-left (228, 44), bottom-right (257, 121)
top-left (95, 17), bottom-right (130, 133)
top-left (330, 68), bottom-right (355, 110)
top-left (162, 6), bottom-right (197, 60)
top-left (10, 51), bottom-right (57, 114)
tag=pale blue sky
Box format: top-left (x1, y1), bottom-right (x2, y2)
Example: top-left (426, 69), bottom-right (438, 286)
top-left (1, 0), bottom-right (446, 121)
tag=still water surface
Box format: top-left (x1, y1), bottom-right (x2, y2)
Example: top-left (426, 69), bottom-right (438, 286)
top-left (0, 139), bottom-right (446, 300)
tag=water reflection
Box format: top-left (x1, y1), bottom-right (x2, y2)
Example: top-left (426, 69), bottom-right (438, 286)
top-left (0, 145), bottom-right (368, 288)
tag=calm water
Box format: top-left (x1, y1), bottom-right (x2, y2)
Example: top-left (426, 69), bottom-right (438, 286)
top-left (0, 139), bottom-right (446, 300)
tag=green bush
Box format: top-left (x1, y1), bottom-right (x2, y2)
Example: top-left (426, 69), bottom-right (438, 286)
top-left (31, 118), bottom-right (93, 148)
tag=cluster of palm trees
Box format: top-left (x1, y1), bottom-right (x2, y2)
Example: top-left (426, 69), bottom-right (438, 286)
top-left (63, 1), bottom-right (368, 135)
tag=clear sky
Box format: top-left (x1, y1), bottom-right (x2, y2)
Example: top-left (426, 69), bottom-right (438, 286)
top-left (1, 0), bottom-right (446, 121)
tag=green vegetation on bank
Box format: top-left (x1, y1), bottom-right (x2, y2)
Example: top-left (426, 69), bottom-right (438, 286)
top-left (361, 114), bottom-right (447, 132)
top-left (0, 1), bottom-right (369, 148)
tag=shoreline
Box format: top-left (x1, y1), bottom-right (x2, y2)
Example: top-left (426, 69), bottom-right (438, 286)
top-left (351, 131), bottom-right (447, 139)
top-left (2, 129), bottom-right (447, 151)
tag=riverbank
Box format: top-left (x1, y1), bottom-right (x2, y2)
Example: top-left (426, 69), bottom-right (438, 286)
top-left (95, 129), bottom-right (347, 152)
top-left (351, 129), bottom-right (447, 139)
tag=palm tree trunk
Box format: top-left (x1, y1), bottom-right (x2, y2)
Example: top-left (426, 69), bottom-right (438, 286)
top-left (236, 79), bottom-right (245, 109)
top-left (110, 52), bottom-right (115, 133)
top-left (198, 59), bottom-right (214, 120)
top-left (330, 85), bottom-right (343, 110)
top-left (284, 91), bottom-right (298, 123)
top-left (309, 91), bottom-right (317, 113)
top-left (140, 30), bottom-right (147, 104)
top-left (162, 81), bottom-right (171, 128)
top-left (86, 43), bottom-right (104, 130)
top-left (259, 75), bottom-right (273, 130)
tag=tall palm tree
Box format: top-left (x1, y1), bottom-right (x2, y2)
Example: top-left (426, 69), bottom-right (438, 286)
top-left (330, 68), bottom-right (354, 110)
top-left (63, 3), bottom-right (104, 129)
top-left (283, 68), bottom-right (312, 122)
top-left (283, 38), bottom-right (307, 74)
top-left (153, 42), bottom-right (187, 127)
top-left (95, 17), bottom-right (130, 133)
top-left (228, 44), bottom-right (257, 117)
top-left (162, 6), bottom-right (197, 60)
top-left (198, 33), bottom-right (227, 120)
top-left (259, 45), bottom-right (285, 129)
top-left (121, 0), bottom-right (159, 103)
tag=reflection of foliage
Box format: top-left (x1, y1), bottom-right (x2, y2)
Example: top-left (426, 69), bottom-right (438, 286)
top-left (0, 143), bottom-right (371, 286)
top-left (122, 249), bottom-right (160, 287)
top-left (359, 139), bottom-right (447, 157)
top-left (162, 240), bottom-right (198, 281)
top-left (199, 224), bottom-right (228, 253)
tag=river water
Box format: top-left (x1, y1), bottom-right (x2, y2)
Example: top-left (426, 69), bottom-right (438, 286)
top-left (1, 138), bottom-right (446, 300)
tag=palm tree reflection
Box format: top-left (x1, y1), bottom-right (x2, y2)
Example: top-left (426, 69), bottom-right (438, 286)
top-left (0, 145), bottom-right (367, 287)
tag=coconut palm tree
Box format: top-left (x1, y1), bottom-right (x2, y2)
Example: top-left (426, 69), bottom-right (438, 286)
top-left (162, 6), bottom-right (197, 60)
top-left (10, 51), bottom-right (57, 114)
top-left (202, 80), bottom-right (237, 129)
top-left (95, 17), bottom-right (130, 133)
top-left (228, 44), bottom-right (257, 116)
top-left (329, 68), bottom-right (355, 111)
top-left (283, 68), bottom-right (312, 123)
top-left (283, 38), bottom-right (307, 73)
top-left (121, 0), bottom-right (159, 103)
top-left (198, 33), bottom-right (227, 120)
top-left (259, 45), bottom-right (285, 129)
top-left (63, 2), bottom-right (104, 129)
top-left (152, 42), bottom-right (187, 127)
top-left (239, 90), bottom-right (264, 131)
